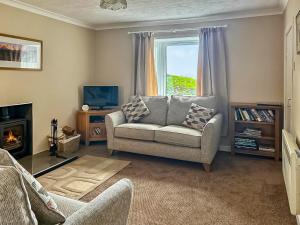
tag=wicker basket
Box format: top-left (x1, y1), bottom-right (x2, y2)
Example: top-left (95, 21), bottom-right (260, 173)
top-left (58, 134), bottom-right (81, 154)
top-left (48, 134), bottom-right (81, 155)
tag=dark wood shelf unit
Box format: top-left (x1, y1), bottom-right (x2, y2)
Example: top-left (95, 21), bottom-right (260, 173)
top-left (230, 102), bottom-right (283, 160)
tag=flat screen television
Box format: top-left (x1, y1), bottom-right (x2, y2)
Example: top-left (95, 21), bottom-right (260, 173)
top-left (83, 86), bottom-right (118, 109)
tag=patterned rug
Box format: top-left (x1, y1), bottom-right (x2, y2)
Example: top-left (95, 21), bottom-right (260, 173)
top-left (37, 155), bottom-right (130, 199)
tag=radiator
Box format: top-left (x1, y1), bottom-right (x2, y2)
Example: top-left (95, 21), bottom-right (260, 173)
top-left (282, 130), bottom-right (300, 215)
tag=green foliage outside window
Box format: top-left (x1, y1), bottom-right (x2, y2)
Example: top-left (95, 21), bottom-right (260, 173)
top-left (166, 74), bottom-right (196, 96)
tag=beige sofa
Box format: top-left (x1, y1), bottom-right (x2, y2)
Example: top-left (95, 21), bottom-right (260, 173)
top-left (105, 96), bottom-right (223, 171)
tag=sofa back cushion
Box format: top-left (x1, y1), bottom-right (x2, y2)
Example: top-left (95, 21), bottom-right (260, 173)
top-left (0, 149), bottom-right (66, 225)
top-left (130, 96), bottom-right (168, 126)
top-left (167, 96), bottom-right (217, 125)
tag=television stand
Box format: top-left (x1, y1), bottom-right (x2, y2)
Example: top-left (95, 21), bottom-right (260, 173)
top-left (77, 109), bottom-right (117, 146)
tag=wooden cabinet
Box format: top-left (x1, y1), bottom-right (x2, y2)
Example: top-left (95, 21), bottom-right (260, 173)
top-left (230, 103), bottom-right (283, 160)
top-left (77, 109), bottom-right (115, 146)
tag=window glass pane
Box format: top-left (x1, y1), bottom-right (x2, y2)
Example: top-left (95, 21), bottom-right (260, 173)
top-left (166, 44), bottom-right (198, 96)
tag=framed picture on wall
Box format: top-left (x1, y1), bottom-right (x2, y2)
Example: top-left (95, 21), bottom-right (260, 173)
top-left (297, 11), bottom-right (300, 54)
top-left (0, 33), bottom-right (43, 71)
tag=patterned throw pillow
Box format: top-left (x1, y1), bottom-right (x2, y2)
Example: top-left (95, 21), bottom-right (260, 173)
top-left (182, 103), bottom-right (215, 132)
top-left (0, 149), bottom-right (65, 225)
top-left (0, 166), bottom-right (38, 225)
top-left (121, 96), bottom-right (150, 123)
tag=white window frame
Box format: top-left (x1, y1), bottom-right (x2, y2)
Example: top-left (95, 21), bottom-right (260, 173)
top-left (154, 36), bottom-right (199, 96)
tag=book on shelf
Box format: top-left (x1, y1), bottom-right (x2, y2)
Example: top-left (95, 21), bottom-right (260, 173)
top-left (234, 137), bottom-right (258, 150)
top-left (236, 128), bottom-right (262, 137)
top-left (235, 108), bottom-right (275, 123)
top-left (259, 145), bottom-right (275, 153)
top-left (250, 109), bottom-right (262, 122)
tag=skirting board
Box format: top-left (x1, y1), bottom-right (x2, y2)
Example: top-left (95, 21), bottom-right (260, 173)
top-left (219, 145), bottom-right (231, 152)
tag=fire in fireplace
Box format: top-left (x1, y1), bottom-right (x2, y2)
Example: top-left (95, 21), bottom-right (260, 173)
top-left (0, 119), bottom-right (27, 158)
top-left (3, 128), bottom-right (23, 151)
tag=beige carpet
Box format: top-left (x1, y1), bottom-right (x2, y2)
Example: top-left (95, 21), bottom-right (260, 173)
top-left (37, 155), bottom-right (130, 199)
top-left (80, 150), bottom-right (296, 225)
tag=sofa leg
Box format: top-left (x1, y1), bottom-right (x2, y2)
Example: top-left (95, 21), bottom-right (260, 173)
top-left (203, 163), bottom-right (211, 172)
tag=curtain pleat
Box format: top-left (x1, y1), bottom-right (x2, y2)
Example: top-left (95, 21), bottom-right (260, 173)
top-left (197, 27), bottom-right (229, 136)
top-left (133, 32), bottom-right (158, 96)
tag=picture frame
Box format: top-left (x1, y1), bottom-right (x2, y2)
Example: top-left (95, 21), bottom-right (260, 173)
top-left (297, 11), bottom-right (300, 54)
top-left (0, 33), bottom-right (43, 71)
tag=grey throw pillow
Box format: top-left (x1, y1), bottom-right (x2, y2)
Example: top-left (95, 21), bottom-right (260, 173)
top-left (0, 166), bottom-right (38, 225)
top-left (121, 96), bottom-right (150, 123)
top-left (167, 95), bottom-right (217, 125)
top-left (129, 96), bottom-right (168, 125)
top-left (183, 103), bottom-right (215, 132)
top-left (0, 149), bottom-right (65, 225)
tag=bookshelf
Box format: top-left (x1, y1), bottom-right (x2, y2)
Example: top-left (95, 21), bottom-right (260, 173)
top-left (230, 103), bottom-right (283, 160)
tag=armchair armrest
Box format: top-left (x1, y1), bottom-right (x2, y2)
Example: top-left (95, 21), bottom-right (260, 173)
top-left (64, 178), bottom-right (133, 225)
top-left (200, 113), bottom-right (223, 164)
top-left (105, 111), bottom-right (126, 150)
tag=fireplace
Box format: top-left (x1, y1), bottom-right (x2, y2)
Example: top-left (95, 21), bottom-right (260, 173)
top-left (0, 119), bottom-right (27, 157)
top-left (0, 104), bottom-right (32, 159)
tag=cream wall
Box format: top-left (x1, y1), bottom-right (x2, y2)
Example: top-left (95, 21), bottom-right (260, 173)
top-left (95, 15), bottom-right (284, 105)
top-left (284, 0), bottom-right (300, 145)
top-left (0, 4), bottom-right (96, 154)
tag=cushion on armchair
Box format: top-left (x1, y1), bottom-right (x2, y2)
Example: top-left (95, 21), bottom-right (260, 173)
top-left (0, 149), bottom-right (65, 225)
top-left (0, 166), bottom-right (38, 225)
top-left (167, 96), bottom-right (217, 126)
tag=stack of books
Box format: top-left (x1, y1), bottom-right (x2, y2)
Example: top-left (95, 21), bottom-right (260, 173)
top-left (259, 145), bottom-right (275, 153)
top-left (234, 138), bottom-right (258, 150)
top-left (234, 108), bottom-right (275, 123)
top-left (236, 128), bottom-right (262, 137)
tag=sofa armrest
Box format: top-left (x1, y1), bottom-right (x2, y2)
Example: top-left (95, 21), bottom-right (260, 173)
top-left (200, 113), bottom-right (223, 164)
top-left (105, 111), bottom-right (126, 150)
top-left (64, 178), bottom-right (133, 225)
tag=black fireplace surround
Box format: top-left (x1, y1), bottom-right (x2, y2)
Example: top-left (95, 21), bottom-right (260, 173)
top-left (0, 103), bottom-right (32, 159)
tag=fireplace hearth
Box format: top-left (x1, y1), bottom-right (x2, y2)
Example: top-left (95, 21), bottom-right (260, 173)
top-left (0, 104), bottom-right (32, 159)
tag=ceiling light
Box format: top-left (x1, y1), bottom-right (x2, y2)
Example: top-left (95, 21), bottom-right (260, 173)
top-left (100, 0), bottom-right (127, 11)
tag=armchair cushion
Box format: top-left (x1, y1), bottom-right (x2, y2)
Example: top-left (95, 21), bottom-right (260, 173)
top-left (155, 125), bottom-right (202, 148)
top-left (115, 123), bottom-right (162, 141)
top-left (0, 166), bottom-right (38, 225)
top-left (49, 193), bottom-right (87, 217)
top-left (0, 149), bottom-right (66, 225)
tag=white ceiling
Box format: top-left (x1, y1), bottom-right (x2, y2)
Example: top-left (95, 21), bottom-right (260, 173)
top-left (3, 0), bottom-right (286, 29)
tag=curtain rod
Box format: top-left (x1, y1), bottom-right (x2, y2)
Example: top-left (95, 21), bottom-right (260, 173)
top-left (128, 25), bottom-right (228, 35)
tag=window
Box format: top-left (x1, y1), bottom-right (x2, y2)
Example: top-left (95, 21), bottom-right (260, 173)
top-left (154, 37), bottom-right (199, 96)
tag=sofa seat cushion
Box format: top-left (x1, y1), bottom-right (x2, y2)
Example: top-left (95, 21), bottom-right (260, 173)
top-left (155, 125), bottom-right (202, 148)
top-left (115, 123), bottom-right (162, 141)
top-left (49, 193), bottom-right (87, 217)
